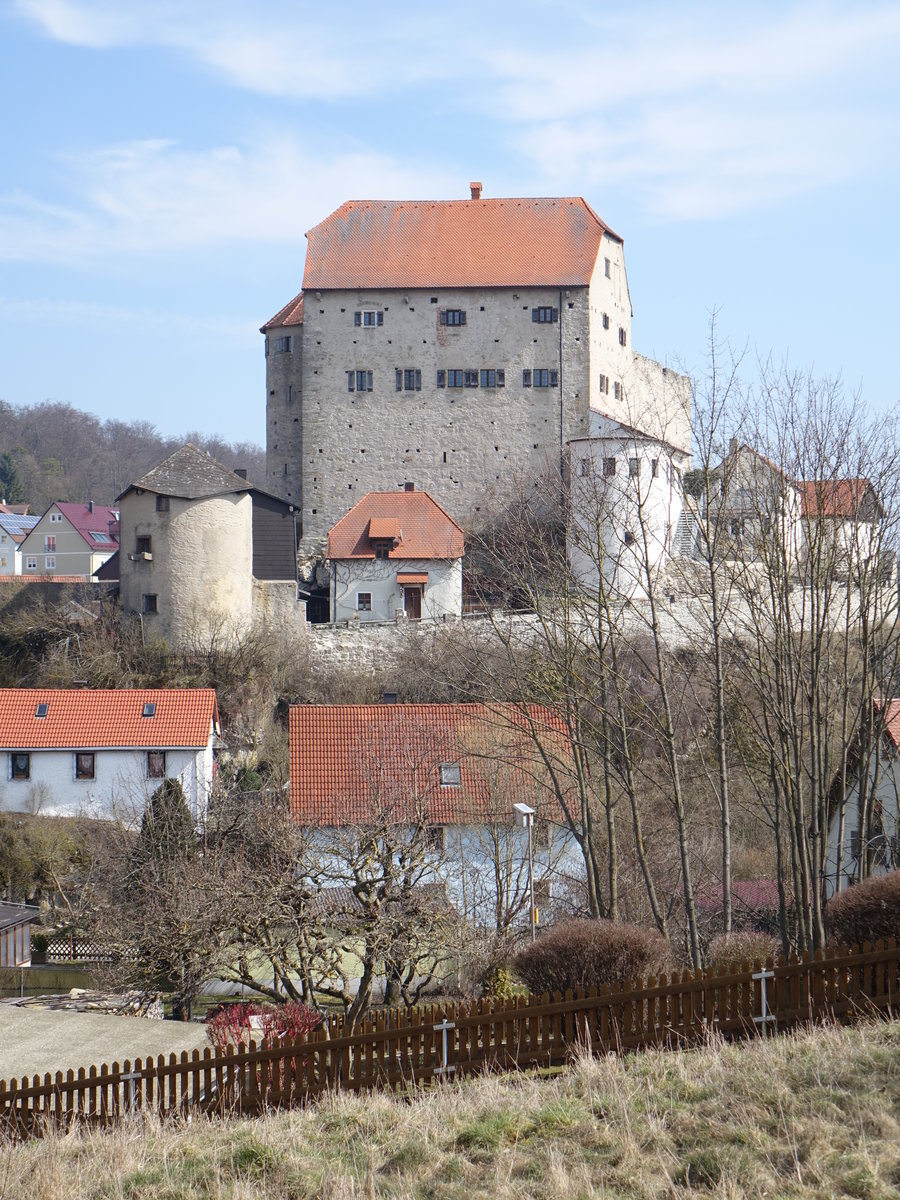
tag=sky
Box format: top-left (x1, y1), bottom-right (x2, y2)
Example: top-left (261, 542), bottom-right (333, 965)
top-left (1, 0), bottom-right (899, 448)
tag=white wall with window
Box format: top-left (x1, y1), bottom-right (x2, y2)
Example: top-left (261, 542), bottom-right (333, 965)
top-left (331, 555), bottom-right (462, 624)
top-left (0, 745), bottom-right (214, 821)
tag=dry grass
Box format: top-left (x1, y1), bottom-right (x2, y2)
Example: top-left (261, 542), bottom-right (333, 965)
top-left (3, 1019), bottom-right (900, 1199)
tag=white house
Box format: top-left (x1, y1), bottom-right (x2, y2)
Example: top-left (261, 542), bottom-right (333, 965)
top-left (288, 702), bottom-right (583, 928)
top-left (326, 486), bottom-right (464, 623)
top-left (823, 700), bottom-right (900, 898)
top-left (799, 479), bottom-right (883, 578)
top-left (18, 502), bottom-right (118, 579)
top-left (567, 414), bottom-right (689, 598)
top-left (0, 688), bottom-right (221, 822)
top-left (0, 512), bottom-right (39, 575)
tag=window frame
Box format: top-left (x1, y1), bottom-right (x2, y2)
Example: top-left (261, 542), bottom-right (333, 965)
top-left (357, 592), bottom-right (372, 612)
top-left (447, 369), bottom-right (464, 388)
top-left (142, 593), bottom-right (158, 615)
top-left (147, 750), bottom-right (167, 779)
top-left (25, 556), bottom-right (37, 570)
top-left (347, 370), bottom-right (373, 393)
top-left (532, 306), bottom-right (558, 324)
top-left (464, 369), bottom-right (479, 388)
top-left (629, 458), bottom-right (640, 479)
top-left (603, 457), bottom-right (617, 478)
top-left (135, 535), bottom-right (152, 555)
top-left (274, 335), bottom-right (293, 354)
top-left (75, 752), bottom-right (95, 781)
top-left (44, 555), bottom-right (56, 570)
top-left (440, 309), bottom-right (466, 326)
top-left (439, 761), bottom-right (462, 787)
top-left (156, 495), bottom-right (170, 513)
top-left (10, 752), bottom-right (30, 781)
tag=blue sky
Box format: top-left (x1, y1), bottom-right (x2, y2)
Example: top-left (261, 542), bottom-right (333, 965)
top-left (2, 0), bottom-right (899, 446)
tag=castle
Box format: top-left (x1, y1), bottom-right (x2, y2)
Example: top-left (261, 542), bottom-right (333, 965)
top-left (262, 184), bottom-right (690, 556)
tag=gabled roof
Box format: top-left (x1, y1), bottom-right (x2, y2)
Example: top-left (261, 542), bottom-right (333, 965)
top-left (300, 196), bottom-right (618, 292)
top-left (0, 689), bottom-right (219, 749)
top-left (799, 479), bottom-right (882, 520)
top-left (0, 513), bottom-right (39, 543)
top-left (261, 291), bottom-right (304, 333)
top-left (0, 503), bottom-right (30, 515)
top-left (27, 504), bottom-right (119, 552)
top-left (289, 702), bottom-right (572, 826)
top-left (0, 902), bottom-right (38, 932)
top-left (117, 444), bottom-right (252, 503)
top-left (327, 490), bottom-right (464, 560)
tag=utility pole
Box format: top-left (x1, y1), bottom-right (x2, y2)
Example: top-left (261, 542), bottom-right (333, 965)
top-left (514, 802), bottom-right (537, 942)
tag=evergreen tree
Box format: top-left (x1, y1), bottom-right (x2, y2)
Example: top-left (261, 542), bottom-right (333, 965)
top-left (0, 451), bottom-right (25, 504)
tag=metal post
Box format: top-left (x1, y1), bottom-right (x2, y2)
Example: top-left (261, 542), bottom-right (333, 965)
top-left (433, 1019), bottom-right (456, 1076)
top-left (752, 969), bottom-right (777, 1034)
top-left (526, 818), bottom-right (536, 943)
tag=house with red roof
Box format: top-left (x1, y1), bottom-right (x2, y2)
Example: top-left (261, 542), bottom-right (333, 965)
top-left (824, 699), bottom-right (900, 898)
top-left (289, 701), bottom-right (582, 927)
top-left (0, 511), bottom-right (39, 575)
top-left (0, 689), bottom-right (220, 821)
top-left (262, 185), bottom-right (691, 563)
top-left (326, 485), bottom-right (463, 622)
top-left (799, 478), bottom-right (883, 575)
top-left (18, 501), bottom-right (118, 580)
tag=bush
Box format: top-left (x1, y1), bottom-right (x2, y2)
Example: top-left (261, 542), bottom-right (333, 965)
top-left (706, 931), bottom-right (780, 972)
top-left (206, 1000), bottom-right (322, 1050)
top-left (825, 871), bottom-right (900, 948)
top-left (513, 919), bottom-right (672, 996)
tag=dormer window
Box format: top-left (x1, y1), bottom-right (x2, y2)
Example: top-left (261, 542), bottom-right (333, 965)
top-left (373, 540), bottom-right (392, 559)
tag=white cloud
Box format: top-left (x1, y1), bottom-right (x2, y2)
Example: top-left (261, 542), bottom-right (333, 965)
top-left (0, 137), bottom-right (458, 263)
top-left (0, 295), bottom-right (254, 339)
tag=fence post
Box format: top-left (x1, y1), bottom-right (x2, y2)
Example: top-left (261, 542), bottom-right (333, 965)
top-left (433, 1018), bottom-right (456, 1077)
top-left (752, 967), bottom-right (777, 1035)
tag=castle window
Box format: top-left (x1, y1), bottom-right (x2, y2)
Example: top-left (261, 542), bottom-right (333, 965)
top-left (602, 312), bottom-right (610, 330)
top-left (347, 370), bottom-right (373, 392)
top-left (579, 459), bottom-right (592, 477)
top-left (440, 310), bottom-right (466, 326)
top-left (447, 370), bottom-right (464, 388)
top-left (357, 592), bottom-right (372, 612)
top-left (532, 307), bottom-right (558, 323)
top-left (464, 370), bottom-right (479, 388)
top-left (479, 369), bottom-right (505, 388)
top-left (618, 327), bottom-right (627, 347)
top-left (604, 257), bottom-right (611, 278)
top-left (136, 535), bottom-right (151, 555)
top-left (532, 369), bottom-right (558, 388)
top-left (274, 336), bottom-right (293, 353)
top-left (523, 369), bottom-right (532, 387)
top-left (156, 495), bottom-right (170, 513)
top-left (599, 373), bottom-right (609, 394)
top-left (629, 458), bottom-right (639, 478)
top-left (436, 370), bottom-right (446, 387)
top-left (603, 457), bottom-right (616, 478)
top-left (651, 458), bottom-right (659, 478)
top-left (404, 369), bottom-right (422, 391)
top-left (623, 531), bottom-right (636, 546)
top-left (147, 751), bottom-right (166, 779)
top-left (142, 593), bottom-right (158, 614)
top-left (355, 311), bottom-right (383, 327)
top-left (75, 753), bottom-right (95, 781)
top-left (613, 381), bottom-right (623, 401)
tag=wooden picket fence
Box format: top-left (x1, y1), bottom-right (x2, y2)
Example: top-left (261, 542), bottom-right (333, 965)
top-left (1, 939), bottom-right (897, 1140)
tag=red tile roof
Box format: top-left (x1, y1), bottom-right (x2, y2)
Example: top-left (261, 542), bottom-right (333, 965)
top-left (52, 503), bottom-right (119, 551)
top-left (327, 491), bottom-right (464, 560)
top-left (799, 479), bottom-right (881, 520)
top-left (289, 703), bottom-right (573, 826)
top-left (0, 575), bottom-right (92, 584)
top-left (300, 197), bottom-right (617, 291)
top-left (876, 699), bottom-right (900, 750)
top-left (261, 291), bottom-right (304, 333)
top-left (0, 689), bottom-right (219, 749)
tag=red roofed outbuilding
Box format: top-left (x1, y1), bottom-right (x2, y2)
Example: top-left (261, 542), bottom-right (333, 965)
top-left (326, 486), bottom-right (463, 623)
top-left (0, 688), bottom-right (221, 821)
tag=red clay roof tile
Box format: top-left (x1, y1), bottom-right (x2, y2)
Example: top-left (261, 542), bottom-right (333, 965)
top-left (261, 292), bottom-right (304, 332)
top-left (289, 703), bottom-right (573, 827)
top-left (327, 491), bottom-right (464, 560)
top-left (799, 479), bottom-right (881, 520)
top-left (0, 689), bottom-right (218, 749)
top-left (301, 197), bottom-right (617, 291)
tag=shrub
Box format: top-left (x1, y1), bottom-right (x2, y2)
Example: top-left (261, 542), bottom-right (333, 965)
top-left (706, 931), bottom-right (780, 972)
top-left (206, 1000), bottom-right (322, 1050)
top-left (513, 919), bottom-right (672, 996)
top-left (825, 870), bottom-right (900, 948)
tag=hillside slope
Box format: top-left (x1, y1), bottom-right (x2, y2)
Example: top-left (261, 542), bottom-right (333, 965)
top-left (5, 1019), bottom-right (900, 1199)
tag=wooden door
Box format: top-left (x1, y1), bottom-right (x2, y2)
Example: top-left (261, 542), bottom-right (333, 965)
top-left (404, 587), bottom-right (422, 620)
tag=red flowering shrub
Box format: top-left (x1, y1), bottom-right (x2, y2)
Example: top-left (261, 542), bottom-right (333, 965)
top-left (206, 1000), bottom-right (322, 1050)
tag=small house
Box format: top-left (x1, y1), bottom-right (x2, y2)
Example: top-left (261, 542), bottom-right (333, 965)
top-left (19, 502), bottom-right (118, 579)
top-left (0, 902), bottom-right (38, 968)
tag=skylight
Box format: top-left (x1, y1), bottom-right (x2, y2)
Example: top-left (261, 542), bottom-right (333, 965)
top-left (142, 703), bottom-right (156, 718)
top-left (35, 703), bottom-right (48, 718)
top-left (439, 762), bottom-right (461, 787)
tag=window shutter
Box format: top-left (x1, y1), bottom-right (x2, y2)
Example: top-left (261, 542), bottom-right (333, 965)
top-left (552, 308), bottom-right (558, 322)
top-left (265, 339), bottom-right (269, 357)
top-left (532, 308), bottom-right (539, 322)
top-left (497, 369), bottom-right (505, 387)
top-left (347, 371), bottom-right (355, 392)
top-left (460, 311), bottom-right (466, 325)
top-left (366, 371), bottom-right (373, 391)
top-left (395, 369), bottom-right (402, 391)
top-left (550, 369), bottom-right (559, 387)
top-left (440, 311), bottom-right (448, 326)
top-left (523, 369), bottom-right (532, 387)
top-left (354, 312), bottom-right (361, 326)
top-left (415, 369), bottom-right (421, 390)
top-left (436, 370), bottom-right (445, 388)
top-left (377, 311), bottom-right (384, 326)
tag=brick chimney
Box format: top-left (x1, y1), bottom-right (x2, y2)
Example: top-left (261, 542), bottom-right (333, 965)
top-left (470, 181), bottom-right (482, 200)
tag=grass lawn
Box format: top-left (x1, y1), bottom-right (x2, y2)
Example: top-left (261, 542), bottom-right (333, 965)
top-left (4, 1017), bottom-right (900, 1198)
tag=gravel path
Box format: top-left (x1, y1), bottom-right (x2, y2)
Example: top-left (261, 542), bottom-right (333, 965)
top-left (0, 1005), bottom-right (209, 1081)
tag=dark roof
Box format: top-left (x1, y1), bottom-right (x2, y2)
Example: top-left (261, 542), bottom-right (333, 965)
top-left (0, 902), bottom-right (39, 931)
top-left (118, 444), bottom-right (253, 502)
top-left (94, 550), bottom-right (119, 581)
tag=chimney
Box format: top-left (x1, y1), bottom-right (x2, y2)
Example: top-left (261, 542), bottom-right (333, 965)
top-left (470, 181), bottom-right (482, 200)
top-left (234, 468), bottom-right (248, 479)
top-left (88, 500), bottom-right (93, 514)
top-left (404, 482), bottom-right (415, 492)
